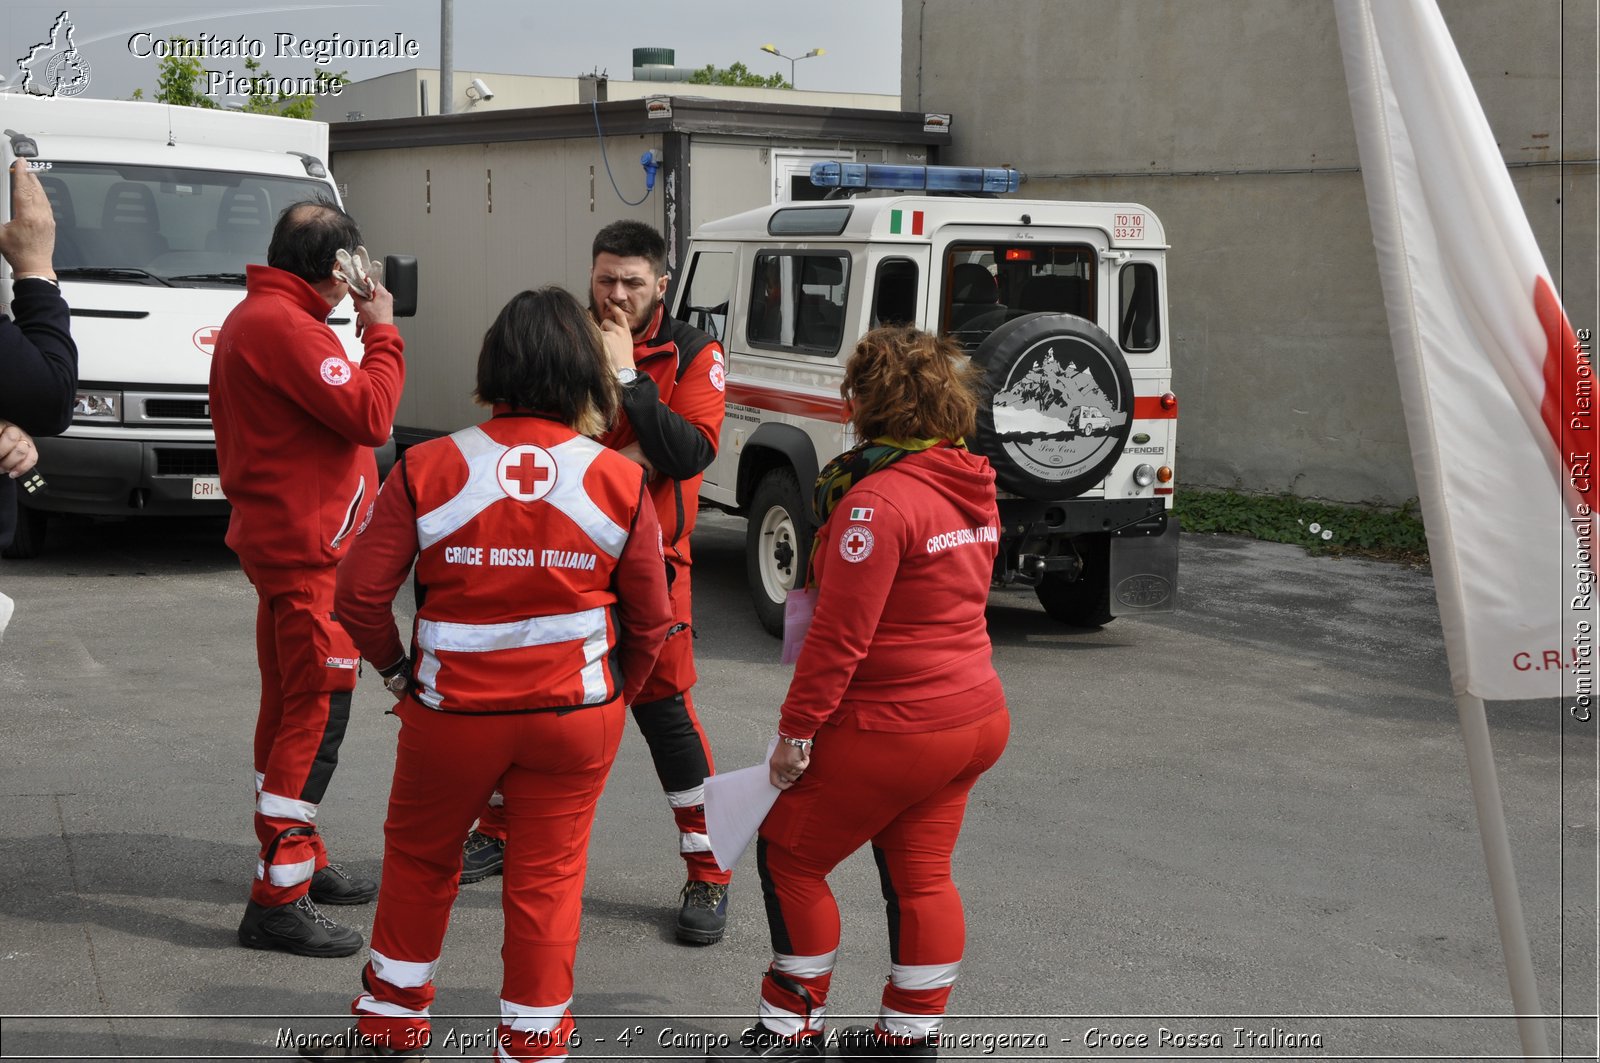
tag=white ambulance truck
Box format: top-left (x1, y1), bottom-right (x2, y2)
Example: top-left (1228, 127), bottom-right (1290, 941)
top-left (0, 95), bottom-right (414, 557)
top-left (672, 163), bottom-right (1179, 633)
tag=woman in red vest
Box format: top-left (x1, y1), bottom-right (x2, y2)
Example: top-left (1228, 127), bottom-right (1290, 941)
top-left (737, 327), bottom-right (1011, 1060)
top-left (302, 288), bottom-right (673, 1061)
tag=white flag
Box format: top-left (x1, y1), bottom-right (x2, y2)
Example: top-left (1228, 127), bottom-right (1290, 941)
top-left (1336, 0), bottom-right (1593, 701)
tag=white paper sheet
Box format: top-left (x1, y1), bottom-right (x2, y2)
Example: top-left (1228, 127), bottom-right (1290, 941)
top-left (703, 742), bottom-right (782, 872)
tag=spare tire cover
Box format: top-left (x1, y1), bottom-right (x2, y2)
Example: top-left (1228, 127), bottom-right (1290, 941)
top-left (971, 313), bottom-right (1134, 500)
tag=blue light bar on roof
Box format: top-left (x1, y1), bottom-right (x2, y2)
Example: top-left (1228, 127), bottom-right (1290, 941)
top-left (809, 162), bottom-right (1022, 194)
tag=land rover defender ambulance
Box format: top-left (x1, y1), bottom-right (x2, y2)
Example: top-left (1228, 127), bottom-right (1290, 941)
top-left (673, 163), bottom-right (1179, 633)
top-left (1, 95), bottom-right (414, 557)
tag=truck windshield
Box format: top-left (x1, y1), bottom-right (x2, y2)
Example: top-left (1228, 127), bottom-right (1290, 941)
top-left (941, 242), bottom-right (1097, 350)
top-left (25, 162), bottom-right (334, 286)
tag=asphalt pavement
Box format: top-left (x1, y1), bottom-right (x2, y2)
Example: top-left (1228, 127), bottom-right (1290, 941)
top-left (0, 510), bottom-right (1593, 1061)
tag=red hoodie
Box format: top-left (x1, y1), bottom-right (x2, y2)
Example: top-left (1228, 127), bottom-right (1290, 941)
top-left (779, 445), bottom-right (1006, 738)
top-left (211, 265), bottom-right (405, 569)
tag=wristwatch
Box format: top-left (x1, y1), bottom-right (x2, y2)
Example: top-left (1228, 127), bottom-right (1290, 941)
top-left (616, 366), bottom-right (639, 385)
top-left (378, 656), bottom-right (411, 695)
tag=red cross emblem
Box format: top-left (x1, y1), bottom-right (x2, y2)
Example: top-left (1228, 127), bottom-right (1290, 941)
top-left (496, 445), bottom-right (558, 502)
top-left (839, 524), bottom-right (875, 563)
top-left (192, 326), bottom-right (221, 355)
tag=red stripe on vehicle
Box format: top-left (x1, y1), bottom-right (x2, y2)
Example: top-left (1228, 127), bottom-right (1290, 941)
top-left (726, 380), bottom-right (849, 423)
top-left (1536, 275), bottom-right (1593, 517)
top-left (912, 210), bottom-right (924, 235)
top-left (1154, 487), bottom-right (1174, 495)
top-left (1133, 396), bottom-right (1177, 419)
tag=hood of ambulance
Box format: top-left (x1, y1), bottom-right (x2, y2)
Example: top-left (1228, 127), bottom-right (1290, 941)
top-left (61, 280), bottom-right (364, 386)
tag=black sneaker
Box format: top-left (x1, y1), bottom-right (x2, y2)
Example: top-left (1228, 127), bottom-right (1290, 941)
top-left (458, 830), bottom-right (506, 884)
top-left (836, 1026), bottom-right (938, 1059)
top-left (297, 1027), bottom-right (429, 1059)
top-left (676, 880), bottom-right (729, 945)
top-left (733, 1024), bottom-right (822, 1058)
top-left (238, 894), bottom-right (363, 958)
top-left (309, 862), bottom-right (378, 906)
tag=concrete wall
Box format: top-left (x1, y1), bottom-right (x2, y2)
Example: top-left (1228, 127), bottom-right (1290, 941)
top-left (903, 0), bottom-right (1598, 505)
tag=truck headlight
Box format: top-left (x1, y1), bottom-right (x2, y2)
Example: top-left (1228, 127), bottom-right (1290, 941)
top-left (73, 390), bottom-right (121, 424)
top-left (1133, 463), bottom-right (1156, 487)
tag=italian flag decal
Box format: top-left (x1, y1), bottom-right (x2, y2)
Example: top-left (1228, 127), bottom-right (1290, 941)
top-left (889, 209), bottom-right (924, 235)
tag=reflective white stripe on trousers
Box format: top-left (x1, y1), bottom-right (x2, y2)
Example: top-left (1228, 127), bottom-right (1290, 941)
top-left (257, 856), bottom-right (315, 887)
top-left (415, 607), bottom-right (611, 709)
top-left (354, 994), bottom-right (431, 1020)
top-left (370, 948), bottom-right (441, 989)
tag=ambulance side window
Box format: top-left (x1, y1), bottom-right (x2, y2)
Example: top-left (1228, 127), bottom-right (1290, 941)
top-left (872, 258), bottom-right (918, 327)
top-left (1118, 262), bottom-right (1160, 352)
top-left (746, 251), bottom-right (850, 357)
top-left (676, 250), bottom-right (733, 342)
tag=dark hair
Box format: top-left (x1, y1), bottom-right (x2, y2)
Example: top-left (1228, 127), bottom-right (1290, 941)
top-left (592, 219), bottom-right (667, 277)
top-left (475, 287), bottom-right (619, 435)
top-left (843, 326), bottom-right (982, 442)
top-left (267, 199), bottom-right (361, 284)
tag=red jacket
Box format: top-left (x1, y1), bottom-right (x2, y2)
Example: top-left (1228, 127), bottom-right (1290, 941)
top-left (601, 305), bottom-right (724, 560)
top-left (779, 446), bottom-right (1006, 738)
top-left (211, 265), bottom-right (405, 568)
top-left (335, 413), bottom-right (673, 712)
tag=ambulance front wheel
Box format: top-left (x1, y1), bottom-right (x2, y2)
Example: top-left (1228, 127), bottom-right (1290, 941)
top-left (746, 466), bottom-right (814, 638)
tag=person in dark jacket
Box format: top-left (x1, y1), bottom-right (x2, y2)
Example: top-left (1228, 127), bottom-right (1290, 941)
top-left (459, 221), bottom-right (734, 945)
top-left (732, 327), bottom-right (1010, 1060)
top-left (0, 158), bottom-right (79, 554)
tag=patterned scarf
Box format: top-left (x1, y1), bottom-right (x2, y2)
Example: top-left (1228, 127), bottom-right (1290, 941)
top-left (807, 436), bottom-right (961, 588)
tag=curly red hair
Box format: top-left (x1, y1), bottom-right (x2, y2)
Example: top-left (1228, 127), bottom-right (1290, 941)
top-left (843, 326), bottom-right (981, 441)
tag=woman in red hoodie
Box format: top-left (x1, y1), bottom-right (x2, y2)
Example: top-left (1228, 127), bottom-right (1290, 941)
top-left (740, 326), bottom-right (1011, 1060)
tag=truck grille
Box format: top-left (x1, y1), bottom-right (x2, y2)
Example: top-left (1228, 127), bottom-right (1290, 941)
top-left (143, 398), bottom-right (209, 420)
top-left (155, 449), bottom-right (220, 476)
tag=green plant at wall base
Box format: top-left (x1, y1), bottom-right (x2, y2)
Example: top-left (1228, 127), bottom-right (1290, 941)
top-left (1173, 488), bottom-right (1429, 562)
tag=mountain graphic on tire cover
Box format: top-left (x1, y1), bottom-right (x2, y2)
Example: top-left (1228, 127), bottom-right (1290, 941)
top-left (992, 351), bottom-right (1123, 441)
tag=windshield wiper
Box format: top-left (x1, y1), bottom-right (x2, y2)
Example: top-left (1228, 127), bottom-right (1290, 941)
top-left (166, 272), bottom-right (247, 286)
top-left (55, 267), bottom-right (175, 288)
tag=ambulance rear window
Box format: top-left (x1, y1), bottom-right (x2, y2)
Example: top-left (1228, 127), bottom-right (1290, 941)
top-left (941, 242), bottom-right (1096, 350)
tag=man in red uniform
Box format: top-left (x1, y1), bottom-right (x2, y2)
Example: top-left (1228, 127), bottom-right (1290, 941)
top-left (211, 200), bottom-right (405, 958)
top-left (460, 221), bottom-right (732, 944)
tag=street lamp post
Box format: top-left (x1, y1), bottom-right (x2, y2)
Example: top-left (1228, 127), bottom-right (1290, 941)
top-left (758, 44), bottom-right (825, 88)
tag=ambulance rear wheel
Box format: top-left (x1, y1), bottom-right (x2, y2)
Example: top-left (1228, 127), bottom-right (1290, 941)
top-left (747, 466), bottom-right (813, 638)
top-left (2, 503), bottom-right (47, 560)
top-left (1034, 537), bottom-right (1115, 627)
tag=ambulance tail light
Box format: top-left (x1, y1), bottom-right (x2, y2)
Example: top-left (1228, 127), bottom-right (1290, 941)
top-left (809, 162), bottom-right (1022, 195)
top-left (1157, 466), bottom-right (1174, 483)
top-left (1132, 464), bottom-right (1156, 488)
top-left (1160, 391), bottom-right (1177, 411)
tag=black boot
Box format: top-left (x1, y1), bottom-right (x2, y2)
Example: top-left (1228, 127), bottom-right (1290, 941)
top-left (309, 862), bottom-right (378, 905)
top-left (458, 829), bottom-right (505, 884)
top-left (238, 894), bottom-right (362, 957)
top-left (677, 880), bottom-right (729, 944)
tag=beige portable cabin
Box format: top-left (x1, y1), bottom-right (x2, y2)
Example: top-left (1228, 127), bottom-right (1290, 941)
top-left (328, 97), bottom-right (949, 443)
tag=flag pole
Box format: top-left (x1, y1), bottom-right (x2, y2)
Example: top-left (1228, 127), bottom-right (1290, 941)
top-left (1454, 692), bottom-right (1552, 1056)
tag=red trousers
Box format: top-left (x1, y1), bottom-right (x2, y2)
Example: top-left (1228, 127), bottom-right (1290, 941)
top-left (476, 563), bottom-right (728, 884)
top-left (244, 563), bottom-right (359, 907)
top-left (355, 696), bottom-right (624, 1061)
top-left (755, 707), bottom-right (1010, 1041)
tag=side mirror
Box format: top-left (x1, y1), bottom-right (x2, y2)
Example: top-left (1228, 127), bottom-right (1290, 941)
top-left (384, 254), bottom-right (418, 318)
